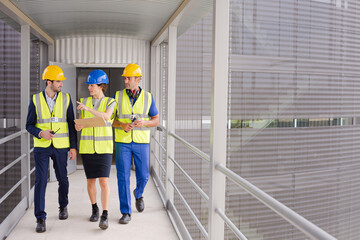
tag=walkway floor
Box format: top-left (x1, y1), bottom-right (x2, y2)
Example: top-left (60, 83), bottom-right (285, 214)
top-left (7, 167), bottom-right (178, 240)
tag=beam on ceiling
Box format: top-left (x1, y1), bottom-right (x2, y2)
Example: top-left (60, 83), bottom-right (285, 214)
top-left (151, 0), bottom-right (198, 46)
top-left (0, 0), bottom-right (54, 45)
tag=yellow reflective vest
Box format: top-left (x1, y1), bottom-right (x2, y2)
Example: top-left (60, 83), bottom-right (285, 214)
top-left (114, 89), bottom-right (152, 143)
top-left (33, 92), bottom-right (70, 148)
top-left (79, 97), bottom-right (115, 154)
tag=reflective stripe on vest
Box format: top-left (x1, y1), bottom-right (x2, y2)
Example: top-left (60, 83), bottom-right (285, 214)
top-left (33, 92), bottom-right (70, 148)
top-left (79, 97), bottom-right (114, 154)
top-left (114, 89), bottom-right (151, 143)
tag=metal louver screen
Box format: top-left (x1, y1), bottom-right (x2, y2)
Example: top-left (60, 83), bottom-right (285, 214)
top-left (0, 18), bottom-right (22, 225)
top-left (227, 0), bottom-right (360, 239)
top-left (0, 17), bottom-right (41, 224)
top-left (174, 12), bottom-right (213, 240)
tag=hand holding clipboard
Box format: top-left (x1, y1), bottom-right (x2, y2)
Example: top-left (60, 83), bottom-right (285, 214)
top-left (74, 117), bottom-right (106, 129)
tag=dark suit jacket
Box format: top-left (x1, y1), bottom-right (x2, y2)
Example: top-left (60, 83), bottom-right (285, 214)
top-left (25, 90), bottom-right (77, 149)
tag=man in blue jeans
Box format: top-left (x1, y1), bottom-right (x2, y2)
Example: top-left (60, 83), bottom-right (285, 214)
top-left (112, 63), bottom-right (159, 224)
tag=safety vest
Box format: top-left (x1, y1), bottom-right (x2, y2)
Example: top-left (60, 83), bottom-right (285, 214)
top-left (114, 89), bottom-right (152, 143)
top-left (79, 97), bottom-right (115, 154)
top-left (33, 92), bottom-right (70, 148)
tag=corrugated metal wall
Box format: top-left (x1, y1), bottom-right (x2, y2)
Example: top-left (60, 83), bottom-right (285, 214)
top-left (55, 36), bottom-right (150, 87)
top-left (55, 36), bottom-right (147, 64)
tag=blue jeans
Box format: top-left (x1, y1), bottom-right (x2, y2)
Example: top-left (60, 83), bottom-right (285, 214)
top-left (115, 142), bottom-right (149, 214)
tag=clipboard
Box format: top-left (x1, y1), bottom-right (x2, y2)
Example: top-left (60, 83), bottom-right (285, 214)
top-left (74, 117), bottom-right (107, 128)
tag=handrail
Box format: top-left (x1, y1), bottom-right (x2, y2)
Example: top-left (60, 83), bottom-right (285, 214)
top-left (154, 124), bottom-right (336, 240)
top-left (157, 124), bottom-right (210, 162)
top-left (150, 167), bottom-right (166, 199)
top-left (215, 163), bottom-right (337, 240)
top-left (0, 129), bottom-right (27, 145)
top-left (169, 155), bottom-right (209, 202)
top-left (151, 135), bottom-right (167, 153)
top-left (153, 126), bottom-right (210, 200)
top-left (0, 176), bottom-right (27, 205)
top-left (0, 154), bottom-right (26, 176)
top-left (169, 178), bottom-right (209, 239)
top-left (215, 208), bottom-right (248, 240)
top-left (168, 131), bottom-right (210, 163)
top-left (150, 150), bottom-right (166, 173)
top-left (157, 124), bottom-right (167, 132)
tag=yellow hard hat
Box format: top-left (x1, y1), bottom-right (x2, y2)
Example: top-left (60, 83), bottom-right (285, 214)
top-left (122, 63), bottom-right (142, 77)
top-left (42, 65), bottom-right (67, 81)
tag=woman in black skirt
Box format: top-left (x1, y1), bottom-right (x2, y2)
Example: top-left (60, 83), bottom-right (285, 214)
top-left (75, 70), bottom-right (115, 230)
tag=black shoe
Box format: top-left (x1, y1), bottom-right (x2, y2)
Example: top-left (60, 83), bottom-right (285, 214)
top-left (90, 206), bottom-right (99, 222)
top-left (133, 189), bottom-right (144, 212)
top-left (99, 214), bottom-right (108, 229)
top-left (119, 213), bottom-right (131, 224)
top-left (36, 219), bottom-right (46, 233)
top-left (59, 207), bottom-right (68, 220)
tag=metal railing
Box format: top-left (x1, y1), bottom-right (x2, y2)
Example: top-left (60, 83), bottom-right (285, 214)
top-left (150, 124), bottom-right (337, 240)
top-left (0, 176), bottom-right (27, 206)
top-left (0, 129), bottom-right (27, 145)
top-left (0, 129), bottom-right (33, 240)
top-left (169, 178), bottom-right (209, 239)
top-left (215, 163), bottom-right (337, 240)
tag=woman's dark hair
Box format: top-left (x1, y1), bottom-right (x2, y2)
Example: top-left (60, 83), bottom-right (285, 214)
top-left (98, 83), bottom-right (107, 93)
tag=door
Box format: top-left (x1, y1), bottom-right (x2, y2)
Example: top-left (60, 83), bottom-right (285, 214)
top-left (49, 61), bottom-right (77, 180)
top-left (77, 68), bottom-right (125, 99)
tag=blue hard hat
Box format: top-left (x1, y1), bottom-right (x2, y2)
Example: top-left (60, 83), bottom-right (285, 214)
top-left (86, 69), bottom-right (109, 84)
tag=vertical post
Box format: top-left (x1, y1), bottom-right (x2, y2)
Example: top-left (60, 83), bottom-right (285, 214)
top-left (155, 45), bottom-right (161, 125)
top-left (48, 44), bottom-right (54, 62)
top-left (39, 42), bottom-right (48, 90)
top-left (166, 25), bottom-right (177, 205)
top-left (20, 24), bottom-right (31, 207)
top-left (209, 0), bottom-right (229, 239)
top-left (45, 44), bottom-right (54, 103)
top-left (150, 45), bottom-right (162, 176)
top-left (150, 45), bottom-right (157, 170)
top-left (153, 45), bottom-right (162, 176)
top-left (155, 45), bottom-right (162, 178)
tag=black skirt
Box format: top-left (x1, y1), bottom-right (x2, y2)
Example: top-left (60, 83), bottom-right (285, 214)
top-left (82, 153), bottom-right (112, 179)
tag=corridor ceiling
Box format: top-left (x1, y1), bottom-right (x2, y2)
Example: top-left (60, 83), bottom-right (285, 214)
top-left (7, 0), bottom-right (184, 40)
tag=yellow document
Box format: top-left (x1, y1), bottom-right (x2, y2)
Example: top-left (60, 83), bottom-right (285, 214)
top-left (74, 117), bottom-right (106, 128)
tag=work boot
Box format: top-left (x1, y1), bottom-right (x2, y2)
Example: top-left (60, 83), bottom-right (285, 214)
top-left (119, 213), bottom-right (131, 224)
top-left (99, 214), bottom-right (109, 229)
top-left (36, 219), bottom-right (46, 233)
top-left (90, 204), bottom-right (99, 222)
top-left (59, 207), bottom-right (68, 220)
top-left (133, 189), bottom-right (144, 212)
